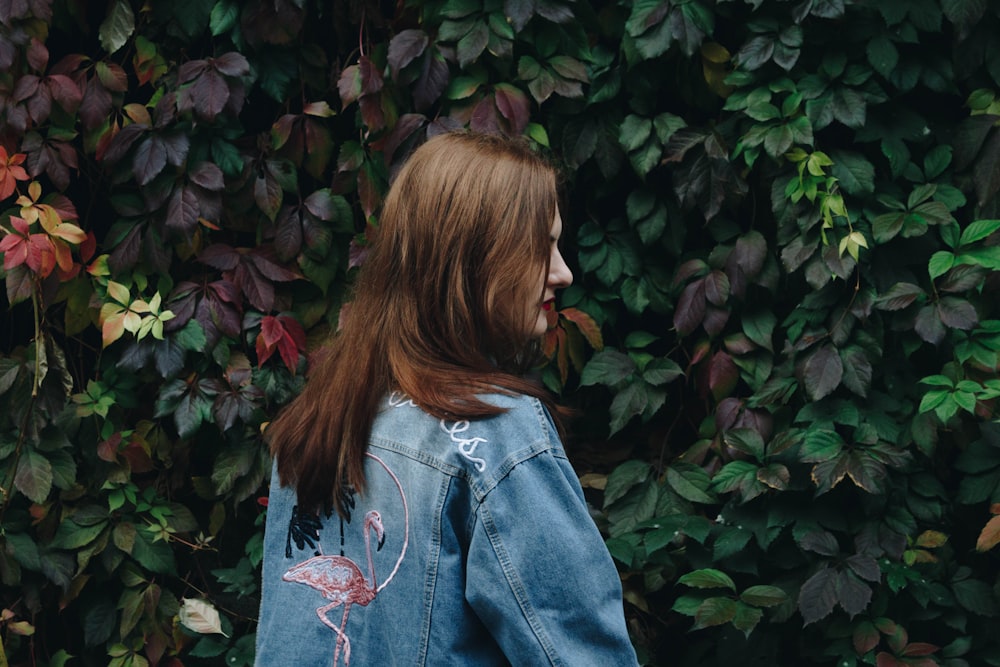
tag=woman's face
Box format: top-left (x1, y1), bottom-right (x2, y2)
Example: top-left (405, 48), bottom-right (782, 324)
top-left (529, 210), bottom-right (573, 338)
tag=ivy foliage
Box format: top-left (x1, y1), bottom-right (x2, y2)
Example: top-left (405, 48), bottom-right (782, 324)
top-left (1, 0), bottom-right (1000, 665)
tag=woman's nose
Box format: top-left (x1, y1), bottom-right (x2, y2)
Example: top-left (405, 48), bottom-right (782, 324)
top-left (549, 249), bottom-right (573, 288)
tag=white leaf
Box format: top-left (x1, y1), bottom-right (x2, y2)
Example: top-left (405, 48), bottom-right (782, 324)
top-left (178, 598), bottom-right (228, 637)
top-left (99, 0), bottom-right (135, 55)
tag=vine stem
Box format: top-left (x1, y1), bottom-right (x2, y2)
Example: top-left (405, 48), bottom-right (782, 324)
top-left (31, 285), bottom-right (41, 398)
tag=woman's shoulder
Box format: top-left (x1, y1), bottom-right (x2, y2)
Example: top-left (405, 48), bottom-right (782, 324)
top-left (372, 390), bottom-right (562, 486)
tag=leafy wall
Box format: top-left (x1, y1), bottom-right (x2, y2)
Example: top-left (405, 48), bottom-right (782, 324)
top-left (2, 0), bottom-right (1000, 665)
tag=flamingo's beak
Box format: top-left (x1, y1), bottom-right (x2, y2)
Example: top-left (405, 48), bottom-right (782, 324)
top-left (377, 532), bottom-right (385, 551)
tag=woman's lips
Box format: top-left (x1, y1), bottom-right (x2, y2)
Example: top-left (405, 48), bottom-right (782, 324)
top-left (542, 299), bottom-right (554, 311)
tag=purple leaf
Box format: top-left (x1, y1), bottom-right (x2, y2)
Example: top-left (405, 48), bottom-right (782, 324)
top-left (937, 296), bottom-right (978, 330)
top-left (133, 136), bottom-right (167, 186)
top-left (236, 262), bottom-right (274, 312)
top-left (875, 282), bottom-right (924, 311)
top-left (161, 131), bottom-right (190, 167)
top-left (211, 52), bottom-right (250, 77)
top-left (845, 554), bottom-right (880, 582)
top-left (803, 344), bottom-right (843, 401)
top-left (379, 113), bottom-right (426, 165)
top-left (199, 244), bottom-right (240, 271)
top-left (247, 249), bottom-right (300, 282)
top-left (165, 185), bottom-right (199, 236)
top-left (704, 270), bottom-right (731, 306)
top-left (470, 96), bottom-right (500, 134)
top-left (835, 570), bottom-right (872, 618)
top-left (254, 171), bottom-right (283, 221)
top-left (388, 29), bottom-right (428, 79)
top-left (414, 49), bottom-right (449, 111)
top-left (674, 278), bottom-right (706, 335)
top-left (102, 123), bottom-right (147, 165)
top-left (273, 207), bottom-right (303, 261)
top-left (798, 567), bottom-right (838, 625)
top-left (189, 162), bottom-right (224, 191)
top-left (504, 0), bottom-right (536, 31)
top-left (798, 530), bottom-right (839, 556)
top-left (914, 304), bottom-right (946, 344)
top-left (191, 69), bottom-right (229, 121)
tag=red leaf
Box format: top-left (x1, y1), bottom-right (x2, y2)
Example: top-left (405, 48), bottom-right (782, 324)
top-left (707, 350), bottom-right (738, 401)
top-left (561, 307), bottom-right (603, 350)
top-left (494, 83), bottom-right (529, 135)
top-left (901, 642), bottom-right (939, 657)
top-left (976, 514), bottom-right (1000, 552)
top-left (853, 620), bottom-right (879, 655)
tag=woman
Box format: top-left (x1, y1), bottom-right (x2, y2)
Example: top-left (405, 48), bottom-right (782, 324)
top-left (255, 132), bottom-right (638, 666)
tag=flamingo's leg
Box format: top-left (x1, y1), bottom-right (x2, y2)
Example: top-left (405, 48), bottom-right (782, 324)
top-left (317, 602), bottom-right (349, 667)
top-left (339, 604), bottom-right (353, 666)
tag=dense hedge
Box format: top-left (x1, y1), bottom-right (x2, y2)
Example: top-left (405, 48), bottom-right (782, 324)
top-left (2, 0), bottom-right (1000, 665)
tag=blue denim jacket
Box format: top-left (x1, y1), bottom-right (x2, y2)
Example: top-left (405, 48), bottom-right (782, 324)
top-left (255, 392), bottom-right (638, 666)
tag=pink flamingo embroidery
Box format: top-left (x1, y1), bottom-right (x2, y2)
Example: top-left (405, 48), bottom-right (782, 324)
top-left (282, 453), bottom-right (409, 667)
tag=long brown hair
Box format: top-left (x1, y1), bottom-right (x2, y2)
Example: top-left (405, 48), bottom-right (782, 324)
top-left (266, 132), bottom-right (562, 513)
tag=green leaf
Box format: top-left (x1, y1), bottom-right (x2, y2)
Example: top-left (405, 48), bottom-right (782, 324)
top-left (209, 0), bottom-right (239, 36)
top-left (741, 585), bottom-right (788, 607)
top-left (694, 597), bottom-right (738, 629)
top-left (666, 464), bottom-right (717, 504)
top-left (49, 520), bottom-right (107, 550)
top-left (99, 0), bottom-right (136, 54)
top-left (580, 349), bottom-right (636, 387)
top-left (928, 251), bottom-right (955, 279)
top-left (604, 460), bottom-right (651, 506)
top-left (800, 429), bottom-right (844, 463)
top-left (732, 602), bottom-right (764, 636)
top-left (131, 527), bottom-right (177, 574)
top-left (830, 150), bottom-right (875, 195)
top-left (678, 568), bottom-right (737, 591)
top-left (609, 381), bottom-right (647, 434)
top-left (619, 115), bottom-right (653, 153)
top-left (924, 144), bottom-right (953, 179)
top-left (959, 219), bottom-right (1000, 246)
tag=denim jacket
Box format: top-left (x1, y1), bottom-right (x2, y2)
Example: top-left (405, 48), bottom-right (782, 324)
top-left (255, 392), bottom-right (639, 666)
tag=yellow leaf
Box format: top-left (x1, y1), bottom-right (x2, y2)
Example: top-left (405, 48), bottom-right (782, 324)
top-left (123, 311), bottom-right (142, 334)
top-left (579, 473), bottom-right (608, 490)
top-left (915, 530), bottom-right (947, 548)
top-left (102, 312), bottom-right (126, 347)
top-left (976, 515), bottom-right (1000, 552)
top-left (49, 222), bottom-right (86, 244)
top-left (106, 280), bottom-right (130, 306)
top-left (28, 181), bottom-right (41, 201)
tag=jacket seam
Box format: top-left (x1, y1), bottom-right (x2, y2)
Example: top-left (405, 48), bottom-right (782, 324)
top-left (477, 498), bottom-right (562, 666)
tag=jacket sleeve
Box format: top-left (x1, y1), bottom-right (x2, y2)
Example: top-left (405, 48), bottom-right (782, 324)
top-left (465, 448), bottom-right (639, 667)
